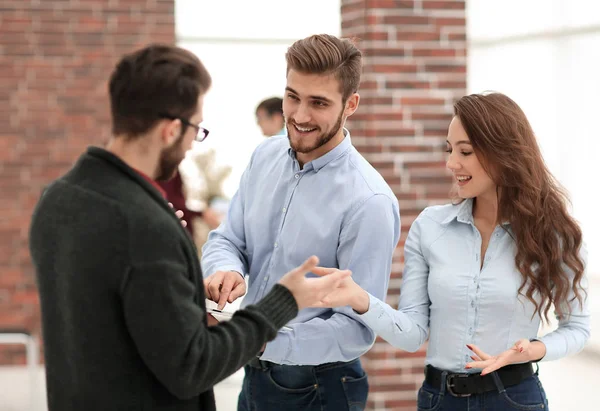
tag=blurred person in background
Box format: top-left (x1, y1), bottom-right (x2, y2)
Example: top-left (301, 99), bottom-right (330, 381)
top-left (313, 92), bottom-right (591, 411)
top-left (28, 44), bottom-right (350, 411)
top-left (255, 96), bottom-right (285, 137)
top-left (158, 148), bottom-right (231, 258)
top-left (202, 34), bottom-right (401, 411)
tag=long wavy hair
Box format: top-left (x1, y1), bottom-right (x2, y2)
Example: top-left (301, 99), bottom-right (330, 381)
top-left (453, 92), bottom-right (585, 322)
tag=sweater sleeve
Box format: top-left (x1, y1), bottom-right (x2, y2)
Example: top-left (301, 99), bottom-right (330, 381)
top-left (120, 261), bottom-right (297, 399)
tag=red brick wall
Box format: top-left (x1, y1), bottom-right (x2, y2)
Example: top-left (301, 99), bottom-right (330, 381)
top-left (0, 0), bottom-right (175, 365)
top-left (341, 1), bottom-right (467, 409)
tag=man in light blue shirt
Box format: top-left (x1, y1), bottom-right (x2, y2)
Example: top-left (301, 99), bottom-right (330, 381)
top-left (202, 34), bottom-right (400, 410)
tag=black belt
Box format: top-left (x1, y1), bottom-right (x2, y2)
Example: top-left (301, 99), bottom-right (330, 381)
top-left (247, 356), bottom-right (274, 371)
top-left (425, 363), bottom-right (534, 397)
top-left (247, 357), bottom-right (356, 372)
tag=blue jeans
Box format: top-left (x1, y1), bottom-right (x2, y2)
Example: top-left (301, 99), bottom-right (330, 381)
top-left (417, 370), bottom-right (549, 411)
top-left (237, 358), bottom-right (368, 411)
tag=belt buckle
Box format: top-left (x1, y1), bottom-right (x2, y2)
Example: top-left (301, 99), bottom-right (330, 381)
top-left (446, 373), bottom-right (472, 397)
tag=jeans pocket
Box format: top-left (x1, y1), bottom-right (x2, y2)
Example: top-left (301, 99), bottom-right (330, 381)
top-left (417, 383), bottom-right (442, 411)
top-left (501, 375), bottom-right (547, 410)
top-left (267, 367), bottom-right (319, 394)
top-left (341, 373), bottom-right (369, 410)
top-left (264, 367), bottom-right (319, 410)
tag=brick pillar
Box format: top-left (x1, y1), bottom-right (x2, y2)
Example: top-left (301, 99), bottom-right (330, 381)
top-left (0, 0), bottom-right (175, 365)
top-left (341, 1), bottom-right (467, 409)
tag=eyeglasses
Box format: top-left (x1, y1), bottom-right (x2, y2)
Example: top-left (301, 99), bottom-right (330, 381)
top-left (159, 113), bottom-right (210, 142)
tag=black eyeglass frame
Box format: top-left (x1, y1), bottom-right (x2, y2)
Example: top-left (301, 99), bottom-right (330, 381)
top-left (159, 113), bottom-right (209, 142)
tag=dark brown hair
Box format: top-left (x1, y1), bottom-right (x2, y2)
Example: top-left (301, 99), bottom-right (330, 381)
top-left (285, 34), bottom-right (362, 102)
top-left (453, 92), bottom-right (585, 322)
top-left (256, 97), bottom-right (283, 116)
top-left (109, 44), bottom-right (212, 139)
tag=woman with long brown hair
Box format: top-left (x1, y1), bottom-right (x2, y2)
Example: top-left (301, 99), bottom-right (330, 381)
top-left (315, 92), bottom-right (590, 410)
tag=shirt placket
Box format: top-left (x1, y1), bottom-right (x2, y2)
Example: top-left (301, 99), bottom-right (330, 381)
top-left (466, 225), bottom-right (482, 365)
top-left (256, 168), bottom-right (305, 299)
top-left (465, 225), bottom-right (502, 365)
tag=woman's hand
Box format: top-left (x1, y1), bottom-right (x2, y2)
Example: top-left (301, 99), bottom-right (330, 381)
top-left (466, 339), bottom-right (546, 375)
top-left (312, 267), bottom-right (370, 314)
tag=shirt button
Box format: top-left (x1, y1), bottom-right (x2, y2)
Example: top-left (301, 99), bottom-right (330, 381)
top-left (295, 174), bottom-right (299, 179)
top-left (469, 327), bottom-right (473, 334)
top-left (471, 300), bottom-right (475, 308)
top-left (274, 242), bottom-right (278, 248)
top-left (264, 277), bottom-right (268, 282)
top-left (282, 207), bottom-right (286, 213)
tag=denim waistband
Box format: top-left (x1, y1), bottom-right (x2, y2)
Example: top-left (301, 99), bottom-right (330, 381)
top-left (247, 357), bottom-right (360, 372)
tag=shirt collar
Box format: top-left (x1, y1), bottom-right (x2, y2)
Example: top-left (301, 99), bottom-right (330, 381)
top-left (441, 198), bottom-right (474, 225)
top-left (287, 128), bottom-right (352, 172)
top-left (133, 169), bottom-right (167, 199)
top-left (441, 198), bottom-right (511, 227)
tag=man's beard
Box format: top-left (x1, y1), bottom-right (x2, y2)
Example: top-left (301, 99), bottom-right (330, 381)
top-left (286, 108), bottom-right (344, 154)
top-left (156, 135), bottom-right (185, 182)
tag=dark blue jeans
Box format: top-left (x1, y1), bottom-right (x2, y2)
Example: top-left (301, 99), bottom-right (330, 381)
top-left (237, 358), bottom-right (368, 411)
top-left (417, 370), bottom-right (549, 411)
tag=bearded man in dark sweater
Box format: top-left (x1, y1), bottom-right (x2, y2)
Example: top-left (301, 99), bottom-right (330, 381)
top-left (28, 44), bottom-right (350, 411)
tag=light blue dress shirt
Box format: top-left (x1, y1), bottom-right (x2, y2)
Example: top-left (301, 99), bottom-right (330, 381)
top-left (360, 199), bottom-right (591, 372)
top-left (202, 131), bottom-right (401, 365)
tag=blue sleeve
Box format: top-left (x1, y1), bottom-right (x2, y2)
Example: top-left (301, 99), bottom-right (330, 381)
top-left (538, 244), bottom-right (591, 361)
top-left (359, 212), bottom-right (431, 352)
top-left (261, 194), bottom-right (401, 364)
top-left (201, 152), bottom-right (255, 278)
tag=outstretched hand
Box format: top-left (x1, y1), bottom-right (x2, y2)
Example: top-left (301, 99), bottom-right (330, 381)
top-left (278, 256), bottom-right (352, 310)
top-left (311, 266), bottom-right (370, 313)
top-left (466, 339), bottom-right (545, 375)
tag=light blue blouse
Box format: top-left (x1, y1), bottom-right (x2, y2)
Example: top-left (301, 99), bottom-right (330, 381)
top-left (360, 199), bottom-right (590, 372)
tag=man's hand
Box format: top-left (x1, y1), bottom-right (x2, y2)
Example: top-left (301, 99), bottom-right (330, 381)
top-left (278, 256), bottom-right (351, 310)
top-left (168, 202), bottom-right (187, 228)
top-left (312, 267), bottom-right (370, 314)
top-left (204, 271), bottom-right (246, 310)
top-left (466, 339), bottom-right (547, 375)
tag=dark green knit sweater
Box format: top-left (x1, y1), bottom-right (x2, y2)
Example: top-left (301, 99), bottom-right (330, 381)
top-left (29, 147), bottom-right (298, 411)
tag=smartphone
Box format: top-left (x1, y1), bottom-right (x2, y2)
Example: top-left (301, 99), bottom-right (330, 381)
top-left (207, 307), bottom-right (293, 332)
top-left (207, 308), bottom-right (234, 322)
